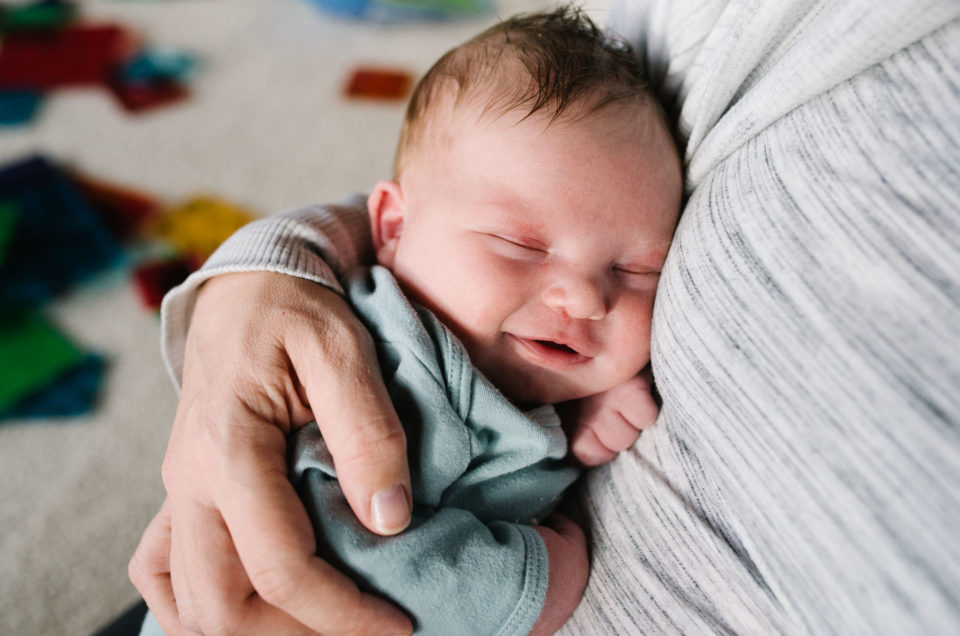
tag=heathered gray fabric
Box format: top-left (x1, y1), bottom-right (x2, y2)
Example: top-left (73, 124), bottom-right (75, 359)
top-left (160, 0), bottom-right (960, 633)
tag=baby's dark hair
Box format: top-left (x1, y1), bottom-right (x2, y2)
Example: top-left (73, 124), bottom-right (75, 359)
top-left (393, 5), bottom-right (651, 177)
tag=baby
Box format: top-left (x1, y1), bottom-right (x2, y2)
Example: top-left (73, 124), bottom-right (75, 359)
top-left (143, 6), bottom-right (681, 636)
top-left (292, 7), bottom-right (681, 635)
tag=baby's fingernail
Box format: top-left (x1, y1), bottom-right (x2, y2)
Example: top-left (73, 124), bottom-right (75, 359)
top-left (371, 484), bottom-right (411, 535)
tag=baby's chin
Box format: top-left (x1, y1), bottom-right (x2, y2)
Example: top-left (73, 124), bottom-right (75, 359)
top-left (471, 345), bottom-right (638, 406)
top-left (490, 370), bottom-right (599, 407)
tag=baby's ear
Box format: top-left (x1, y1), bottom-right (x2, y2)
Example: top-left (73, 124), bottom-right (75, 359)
top-left (367, 181), bottom-right (405, 267)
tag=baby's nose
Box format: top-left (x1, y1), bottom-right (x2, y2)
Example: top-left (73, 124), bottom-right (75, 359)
top-left (541, 275), bottom-right (606, 321)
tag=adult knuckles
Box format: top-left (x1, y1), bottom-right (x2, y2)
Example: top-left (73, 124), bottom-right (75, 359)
top-left (160, 453), bottom-right (187, 496)
top-left (335, 421), bottom-right (407, 468)
top-left (248, 562), bottom-right (309, 614)
top-left (186, 605), bottom-right (240, 636)
top-left (308, 306), bottom-right (378, 364)
top-left (127, 547), bottom-right (149, 590)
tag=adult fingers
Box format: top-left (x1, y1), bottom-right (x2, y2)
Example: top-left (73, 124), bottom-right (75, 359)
top-left (284, 287), bottom-right (412, 536)
top-left (129, 499), bottom-right (186, 636)
top-left (169, 497), bottom-right (340, 635)
top-left (168, 497), bottom-right (251, 634)
top-left (217, 418), bottom-right (413, 635)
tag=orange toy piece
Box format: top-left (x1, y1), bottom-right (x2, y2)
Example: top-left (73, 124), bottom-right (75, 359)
top-left (152, 195), bottom-right (256, 260)
top-left (345, 67), bottom-right (413, 101)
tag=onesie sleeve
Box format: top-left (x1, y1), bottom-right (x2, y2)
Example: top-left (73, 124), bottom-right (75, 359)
top-left (294, 440), bottom-right (551, 636)
top-left (159, 195), bottom-right (373, 388)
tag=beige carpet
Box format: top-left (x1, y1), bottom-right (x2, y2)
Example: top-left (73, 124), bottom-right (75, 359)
top-left (0, 0), bottom-right (608, 633)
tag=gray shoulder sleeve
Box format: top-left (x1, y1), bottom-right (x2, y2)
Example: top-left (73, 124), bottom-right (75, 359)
top-left (159, 196), bottom-right (372, 388)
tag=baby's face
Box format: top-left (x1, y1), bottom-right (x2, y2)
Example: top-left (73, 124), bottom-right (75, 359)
top-left (370, 100), bottom-right (682, 404)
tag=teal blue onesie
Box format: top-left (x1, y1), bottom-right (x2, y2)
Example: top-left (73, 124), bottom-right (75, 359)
top-left (140, 265), bottom-right (579, 636)
top-left (292, 265), bottom-right (580, 635)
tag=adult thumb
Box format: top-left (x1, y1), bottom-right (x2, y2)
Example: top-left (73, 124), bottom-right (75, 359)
top-left (288, 294), bottom-right (413, 536)
top-left (322, 380), bottom-right (413, 536)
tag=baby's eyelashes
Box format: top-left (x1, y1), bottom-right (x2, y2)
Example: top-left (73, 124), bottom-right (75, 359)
top-left (490, 233), bottom-right (548, 252)
top-left (613, 264), bottom-right (660, 276)
top-left (479, 232), bottom-right (549, 261)
top-left (612, 265), bottom-right (661, 289)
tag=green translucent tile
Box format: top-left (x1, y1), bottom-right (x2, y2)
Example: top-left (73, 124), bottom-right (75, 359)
top-left (0, 199), bottom-right (17, 263)
top-left (0, 2), bottom-right (77, 34)
top-left (0, 310), bottom-right (84, 413)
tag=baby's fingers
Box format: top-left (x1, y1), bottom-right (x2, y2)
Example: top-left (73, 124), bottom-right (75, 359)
top-left (570, 412), bottom-right (639, 466)
top-left (570, 426), bottom-right (619, 466)
top-left (610, 370), bottom-right (659, 431)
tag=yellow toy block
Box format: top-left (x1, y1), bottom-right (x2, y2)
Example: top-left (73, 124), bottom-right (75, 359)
top-left (153, 195), bottom-right (256, 260)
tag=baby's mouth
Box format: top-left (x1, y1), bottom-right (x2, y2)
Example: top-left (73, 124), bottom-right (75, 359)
top-left (534, 339), bottom-right (578, 354)
top-left (507, 334), bottom-right (591, 370)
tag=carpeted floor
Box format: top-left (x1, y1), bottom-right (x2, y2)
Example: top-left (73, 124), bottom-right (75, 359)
top-left (0, 0), bottom-right (608, 633)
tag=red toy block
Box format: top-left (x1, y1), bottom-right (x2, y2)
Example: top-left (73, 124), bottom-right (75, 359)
top-left (132, 257), bottom-right (201, 311)
top-left (345, 68), bottom-right (412, 101)
top-left (108, 76), bottom-right (188, 113)
top-left (0, 24), bottom-right (135, 89)
top-left (68, 171), bottom-right (161, 240)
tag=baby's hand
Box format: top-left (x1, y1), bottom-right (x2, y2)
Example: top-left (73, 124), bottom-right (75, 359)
top-left (530, 513), bottom-right (588, 635)
top-left (561, 368), bottom-right (659, 466)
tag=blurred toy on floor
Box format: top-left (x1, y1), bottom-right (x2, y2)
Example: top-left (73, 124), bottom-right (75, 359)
top-left (152, 196), bottom-right (255, 261)
top-left (0, 154), bottom-right (255, 421)
top-left (306, 0), bottom-right (491, 21)
top-left (345, 67), bottom-right (412, 100)
top-left (0, 0), bottom-right (197, 125)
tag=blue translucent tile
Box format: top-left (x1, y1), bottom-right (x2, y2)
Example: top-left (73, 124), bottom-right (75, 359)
top-left (120, 49), bottom-right (197, 84)
top-left (0, 91), bottom-right (43, 126)
top-left (1, 353), bottom-right (107, 419)
top-left (0, 155), bottom-right (123, 309)
top-left (305, 0), bottom-right (490, 21)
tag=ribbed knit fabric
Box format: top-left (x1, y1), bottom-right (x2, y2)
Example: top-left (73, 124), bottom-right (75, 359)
top-left (160, 195), bottom-right (371, 389)
top-left (160, 1), bottom-right (960, 633)
top-left (561, 1), bottom-right (960, 633)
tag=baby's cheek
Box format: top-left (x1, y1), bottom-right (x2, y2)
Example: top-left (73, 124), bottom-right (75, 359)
top-left (472, 259), bottom-right (536, 314)
top-left (607, 311), bottom-right (652, 376)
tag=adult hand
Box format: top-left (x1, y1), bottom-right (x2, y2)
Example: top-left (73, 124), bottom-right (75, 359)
top-left (561, 368), bottom-right (659, 466)
top-left (129, 272), bottom-right (414, 635)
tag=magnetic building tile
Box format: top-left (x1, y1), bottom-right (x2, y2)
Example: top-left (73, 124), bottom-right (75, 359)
top-left (133, 257), bottom-right (199, 311)
top-left (152, 195), bottom-right (255, 260)
top-left (0, 90), bottom-right (44, 126)
top-left (120, 49), bottom-right (197, 84)
top-left (0, 200), bottom-right (18, 263)
top-left (345, 68), bottom-right (412, 100)
top-left (0, 0), bottom-right (77, 34)
top-left (108, 76), bottom-right (188, 113)
top-left (69, 171), bottom-right (160, 240)
top-left (0, 155), bottom-right (122, 309)
top-left (0, 309), bottom-right (85, 414)
top-left (3, 353), bottom-right (106, 419)
top-left (0, 24), bottom-right (133, 89)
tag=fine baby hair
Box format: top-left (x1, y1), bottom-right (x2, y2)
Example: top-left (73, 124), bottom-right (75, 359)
top-left (393, 4), bottom-right (653, 177)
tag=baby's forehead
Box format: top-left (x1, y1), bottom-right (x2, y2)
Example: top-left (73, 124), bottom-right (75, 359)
top-left (426, 87), bottom-right (663, 146)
